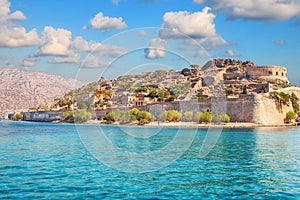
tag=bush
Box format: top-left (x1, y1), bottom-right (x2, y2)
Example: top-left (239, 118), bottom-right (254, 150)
top-left (128, 108), bottom-right (140, 121)
top-left (11, 113), bottom-right (23, 121)
top-left (136, 110), bottom-right (154, 125)
top-left (157, 111), bottom-right (168, 122)
top-left (105, 109), bottom-right (130, 123)
top-left (194, 112), bottom-right (212, 124)
top-left (73, 110), bottom-right (92, 123)
top-left (63, 110), bottom-right (92, 123)
top-left (292, 103), bottom-right (300, 113)
top-left (166, 110), bottom-right (181, 122)
top-left (77, 100), bottom-right (88, 110)
top-left (168, 83), bottom-right (190, 97)
top-left (183, 111), bottom-right (193, 122)
top-left (157, 110), bottom-right (181, 122)
top-left (106, 108), bottom-right (154, 125)
top-left (285, 111), bottom-right (296, 123)
top-left (212, 113), bottom-right (230, 123)
top-left (193, 112), bottom-right (213, 123)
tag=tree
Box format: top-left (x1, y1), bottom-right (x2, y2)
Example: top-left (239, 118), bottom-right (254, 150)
top-left (212, 113), bottom-right (230, 124)
top-left (129, 108), bottom-right (140, 121)
top-left (157, 110), bottom-right (181, 122)
top-left (285, 111), bottom-right (296, 123)
top-left (11, 113), bottom-right (23, 121)
top-left (105, 109), bottom-right (130, 123)
top-left (200, 112), bottom-right (213, 123)
top-left (73, 110), bottom-right (92, 123)
top-left (77, 100), bottom-right (88, 110)
top-left (106, 108), bottom-right (153, 125)
top-left (193, 112), bottom-right (213, 123)
top-left (183, 111), bottom-right (193, 122)
top-left (157, 111), bottom-right (168, 122)
top-left (136, 110), bottom-right (154, 125)
top-left (168, 83), bottom-right (190, 98)
top-left (63, 110), bottom-right (92, 123)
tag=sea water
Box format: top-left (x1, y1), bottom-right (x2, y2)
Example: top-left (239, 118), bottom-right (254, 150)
top-left (0, 121), bottom-right (300, 199)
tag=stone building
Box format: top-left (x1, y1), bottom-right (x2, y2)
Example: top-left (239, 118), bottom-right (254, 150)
top-left (246, 66), bottom-right (288, 82)
top-left (255, 83), bottom-right (272, 93)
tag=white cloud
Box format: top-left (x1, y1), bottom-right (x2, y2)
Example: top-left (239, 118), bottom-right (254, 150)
top-left (81, 55), bottom-right (111, 68)
top-left (159, 7), bottom-right (227, 50)
top-left (70, 36), bottom-right (127, 58)
top-left (0, 27), bottom-right (40, 48)
top-left (21, 57), bottom-right (36, 67)
top-left (89, 12), bottom-right (127, 32)
top-left (210, 0), bottom-right (300, 21)
top-left (274, 40), bottom-right (286, 46)
top-left (36, 26), bottom-right (72, 56)
top-left (48, 55), bottom-right (80, 64)
top-left (7, 10), bottom-right (26, 20)
top-left (159, 7), bottom-right (216, 39)
top-left (184, 35), bottom-right (227, 51)
top-left (33, 30), bottom-right (127, 64)
top-left (0, 0), bottom-right (40, 48)
top-left (196, 35), bottom-right (228, 50)
top-left (144, 38), bottom-right (166, 59)
top-left (193, 0), bottom-right (205, 4)
top-left (225, 49), bottom-right (236, 57)
top-left (138, 30), bottom-right (146, 37)
top-left (112, 0), bottom-right (120, 5)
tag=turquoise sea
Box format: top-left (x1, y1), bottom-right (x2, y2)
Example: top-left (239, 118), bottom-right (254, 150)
top-left (0, 121), bottom-right (300, 199)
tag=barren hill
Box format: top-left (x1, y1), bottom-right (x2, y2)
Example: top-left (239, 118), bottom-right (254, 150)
top-left (0, 68), bottom-right (84, 118)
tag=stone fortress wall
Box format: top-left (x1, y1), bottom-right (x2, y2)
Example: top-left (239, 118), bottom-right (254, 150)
top-left (145, 93), bottom-right (294, 125)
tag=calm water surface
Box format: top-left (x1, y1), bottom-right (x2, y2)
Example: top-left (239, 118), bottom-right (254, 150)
top-left (0, 121), bottom-right (300, 199)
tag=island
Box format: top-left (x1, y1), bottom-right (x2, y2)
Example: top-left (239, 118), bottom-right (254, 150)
top-left (12, 58), bottom-right (300, 127)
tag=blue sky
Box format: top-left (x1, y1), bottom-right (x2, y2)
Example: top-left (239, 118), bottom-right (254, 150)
top-left (0, 0), bottom-right (300, 85)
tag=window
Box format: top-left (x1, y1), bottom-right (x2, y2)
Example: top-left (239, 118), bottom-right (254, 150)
top-left (282, 72), bottom-right (284, 76)
top-left (276, 72), bottom-right (279, 76)
top-left (269, 71), bottom-right (273, 75)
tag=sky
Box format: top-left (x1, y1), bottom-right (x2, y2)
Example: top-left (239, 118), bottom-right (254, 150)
top-left (0, 0), bottom-right (300, 85)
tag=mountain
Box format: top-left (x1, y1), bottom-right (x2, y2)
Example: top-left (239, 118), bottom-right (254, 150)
top-left (0, 68), bottom-right (84, 118)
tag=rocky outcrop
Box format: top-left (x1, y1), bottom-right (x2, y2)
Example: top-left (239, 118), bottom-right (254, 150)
top-left (23, 111), bottom-right (64, 122)
top-left (0, 68), bottom-right (85, 118)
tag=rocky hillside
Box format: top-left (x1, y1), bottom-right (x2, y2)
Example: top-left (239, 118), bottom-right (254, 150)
top-left (0, 68), bottom-right (84, 118)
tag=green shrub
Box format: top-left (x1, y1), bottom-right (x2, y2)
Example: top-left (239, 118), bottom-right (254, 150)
top-left (136, 110), bottom-right (154, 125)
top-left (157, 111), bottom-right (168, 122)
top-left (166, 110), bottom-right (181, 122)
top-left (63, 110), bottom-right (92, 123)
top-left (106, 108), bottom-right (153, 125)
top-left (157, 110), bottom-right (181, 122)
top-left (212, 113), bottom-right (230, 123)
top-left (183, 111), bottom-right (193, 122)
top-left (199, 112), bottom-right (213, 123)
top-left (168, 83), bottom-right (190, 97)
top-left (285, 111), bottom-right (296, 123)
top-left (194, 112), bottom-right (213, 123)
top-left (11, 113), bottom-right (23, 121)
top-left (292, 103), bottom-right (300, 113)
top-left (105, 109), bottom-right (130, 123)
top-left (73, 110), bottom-right (92, 123)
top-left (128, 108), bottom-right (140, 121)
top-left (77, 100), bottom-right (88, 110)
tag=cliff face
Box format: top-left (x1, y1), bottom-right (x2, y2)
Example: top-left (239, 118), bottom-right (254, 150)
top-left (23, 111), bottom-right (64, 122)
top-left (0, 68), bottom-right (84, 118)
